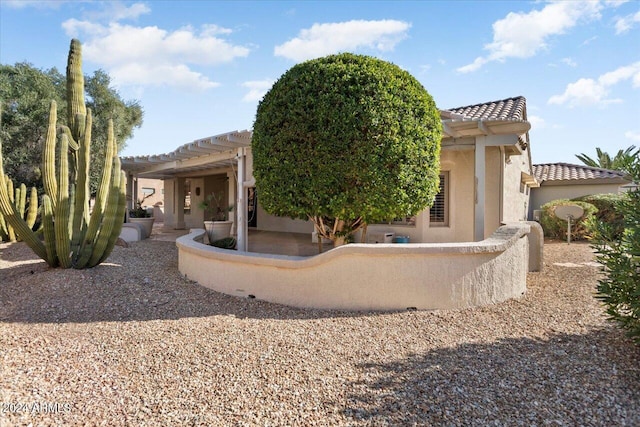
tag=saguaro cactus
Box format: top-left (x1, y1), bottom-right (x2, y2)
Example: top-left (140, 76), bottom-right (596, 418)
top-left (0, 39), bottom-right (126, 268)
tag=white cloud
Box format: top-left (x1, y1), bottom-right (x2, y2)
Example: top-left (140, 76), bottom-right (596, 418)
top-left (87, 2), bottom-right (150, 21)
top-left (615, 10), bottom-right (640, 34)
top-left (528, 114), bottom-right (546, 129)
top-left (241, 79), bottom-right (274, 102)
top-left (274, 19), bottom-right (411, 62)
top-left (548, 61), bottom-right (640, 107)
top-left (1, 0), bottom-right (68, 9)
top-left (625, 130), bottom-right (640, 142)
top-left (561, 57), bottom-right (577, 67)
top-left (458, 1), bottom-right (605, 73)
top-left (63, 14), bottom-right (250, 90)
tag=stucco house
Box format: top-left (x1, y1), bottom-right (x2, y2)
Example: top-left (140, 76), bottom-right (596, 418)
top-left (121, 96), bottom-right (538, 251)
top-left (529, 163), bottom-right (631, 220)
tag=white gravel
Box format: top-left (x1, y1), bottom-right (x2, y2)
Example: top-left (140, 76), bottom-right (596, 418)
top-left (1, 239), bottom-right (639, 426)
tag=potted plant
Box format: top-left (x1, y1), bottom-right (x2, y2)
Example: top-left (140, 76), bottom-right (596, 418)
top-left (128, 199), bottom-right (155, 238)
top-left (199, 191), bottom-right (234, 243)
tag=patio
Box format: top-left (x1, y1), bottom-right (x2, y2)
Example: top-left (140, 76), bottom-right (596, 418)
top-left (148, 223), bottom-right (330, 256)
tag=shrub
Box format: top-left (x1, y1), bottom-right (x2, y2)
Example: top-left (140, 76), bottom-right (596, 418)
top-left (591, 157), bottom-right (640, 344)
top-left (211, 237), bottom-right (236, 249)
top-left (573, 193), bottom-right (624, 240)
top-left (252, 53), bottom-right (442, 248)
top-left (539, 199), bottom-right (597, 240)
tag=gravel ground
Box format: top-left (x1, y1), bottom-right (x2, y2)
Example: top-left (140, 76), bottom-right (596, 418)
top-left (1, 239), bottom-right (639, 426)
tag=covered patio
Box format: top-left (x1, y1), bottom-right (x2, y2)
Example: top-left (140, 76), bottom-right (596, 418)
top-left (121, 130), bottom-right (255, 251)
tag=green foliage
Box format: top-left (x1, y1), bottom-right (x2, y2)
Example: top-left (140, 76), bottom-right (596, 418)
top-left (539, 199), bottom-right (597, 240)
top-left (129, 202), bottom-right (152, 218)
top-left (198, 191), bottom-right (233, 221)
top-left (0, 39), bottom-right (127, 269)
top-left (574, 193), bottom-right (625, 240)
top-left (211, 237), bottom-right (237, 249)
top-left (590, 155), bottom-right (640, 344)
top-left (0, 63), bottom-right (61, 191)
top-left (252, 53), bottom-right (442, 247)
top-left (0, 62), bottom-right (143, 196)
top-left (575, 145), bottom-right (638, 175)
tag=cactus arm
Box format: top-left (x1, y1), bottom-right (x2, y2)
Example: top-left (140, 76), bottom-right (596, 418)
top-left (75, 119), bottom-right (115, 266)
top-left (88, 165), bottom-right (125, 267)
top-left (67, 39), bottom-right (86, 140)
top-left (0, 211), bottom-right (7, 241)
top-left (0, 191), bottom-right (48, 260)
top-left (71, 110), bottom-right (91, 253)
top-left (26, 187), bottom-right (38, 228)
top-left (59, 125), bottom-right (79, 152)
top-left (6, 177), bottom-right (16, 242)
top-left (96, 119), bottom-right (115, 209)
top-left (0, 174), bottom-right (48, 261)
top-left (42, 194), bottom-right (58, 267)
top-left (17, 183), bottom-right (26, 219)
top-left (54, 134), bottom-right (71, 268)
top-left (43, 101), bottom-right (58, 210)
top-left (97, 170), bottom-right (127, 265)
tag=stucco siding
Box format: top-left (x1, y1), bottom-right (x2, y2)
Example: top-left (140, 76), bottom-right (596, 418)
top-left (485, 146), bottom-right (502, 238)
top-left (503, 152), bottom-right (531, 223)
top-left (177, 223), bottom-right (530, 311)
top-left (529, 183), bottom-right (622, 218)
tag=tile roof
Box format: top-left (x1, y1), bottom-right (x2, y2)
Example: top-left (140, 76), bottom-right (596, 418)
top-left (445, 96), bottom-right (527, 121)
top-left (533, 163), bottom-right (628, 182)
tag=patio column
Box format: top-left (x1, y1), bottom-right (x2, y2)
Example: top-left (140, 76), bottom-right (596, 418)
top-left (174, 177), bottom-right (186, 229)
top-left (475, 136), bottom-right (486, 241)
top-left (236, 148), bottom-right (247, 251)
top-left (125, 172), bottom-right (135, 211)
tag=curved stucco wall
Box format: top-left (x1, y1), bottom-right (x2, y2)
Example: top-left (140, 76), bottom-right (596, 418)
top-left (176, 224), bottom-right (531, 311)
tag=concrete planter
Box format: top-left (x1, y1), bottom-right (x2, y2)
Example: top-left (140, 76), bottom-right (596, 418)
top-left (204, 220), bottom-right (233, 243)
top-left (129, 217), bottom-right (154, 238)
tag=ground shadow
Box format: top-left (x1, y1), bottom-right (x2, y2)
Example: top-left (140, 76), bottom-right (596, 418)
top-left (0, 241), bottom-right (376, 323)
top-left (341, 328), bottom-right (640, 425)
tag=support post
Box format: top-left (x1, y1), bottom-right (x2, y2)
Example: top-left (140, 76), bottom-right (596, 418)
top-left (174, 177), bottom-right (185, 229)
top-left (236, 148), bottom-right (247, 251)
top-left (475, 137), bottom-right (486, 241)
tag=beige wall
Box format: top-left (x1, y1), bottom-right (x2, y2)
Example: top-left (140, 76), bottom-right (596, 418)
top-left (137, 178), bottom-right (164, 208)
top-left (424, 149), bottom-right (475, 242)
top-left (502, 151), bottom-right (532, 223)
top-left (252, 148), bottom-right (478, 243)
top-left (177, 223), bottom-right (531, 311)
top-left (529, 183), bottom-right (623, 218)
top-left (485, 146), bottom-right (502, 239)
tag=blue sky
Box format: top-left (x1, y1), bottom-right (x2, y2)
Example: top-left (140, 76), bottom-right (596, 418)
top-left (1, 0), bottom-right (639, 164)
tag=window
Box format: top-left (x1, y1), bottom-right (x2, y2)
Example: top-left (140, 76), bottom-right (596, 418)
top-left (430, 172), bottom-right (449, 227)
top-left (141, 187), bottom-right (155, 196)
top-left (184, 179), bottom-right (191, 215)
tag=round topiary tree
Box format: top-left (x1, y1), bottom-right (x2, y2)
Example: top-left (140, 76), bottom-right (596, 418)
top-left (252, 53), bottom-right (442, 249)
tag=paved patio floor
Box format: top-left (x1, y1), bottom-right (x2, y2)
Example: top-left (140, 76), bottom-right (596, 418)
top-left (148, 223), bottom-right (331, 256)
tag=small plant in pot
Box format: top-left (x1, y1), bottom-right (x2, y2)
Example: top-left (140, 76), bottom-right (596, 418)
top-left (129, 201), bottom-right (152, 218)
top-left (128, 199), bottom-right (155, 238)
top-left (199, 191), bottom-right (234, 243)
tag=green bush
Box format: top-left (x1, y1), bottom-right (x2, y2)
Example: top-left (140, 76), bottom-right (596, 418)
top-left (211, 237), bottom-right (236, 250)
top-left (591, 157), bottom-right (640, 344)
top-left (252, 53), bottom-right (442, 247)
top-left (573, 193), bottom-right (624, 239)
top-left (539, 199), bottom-right (597, 240)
